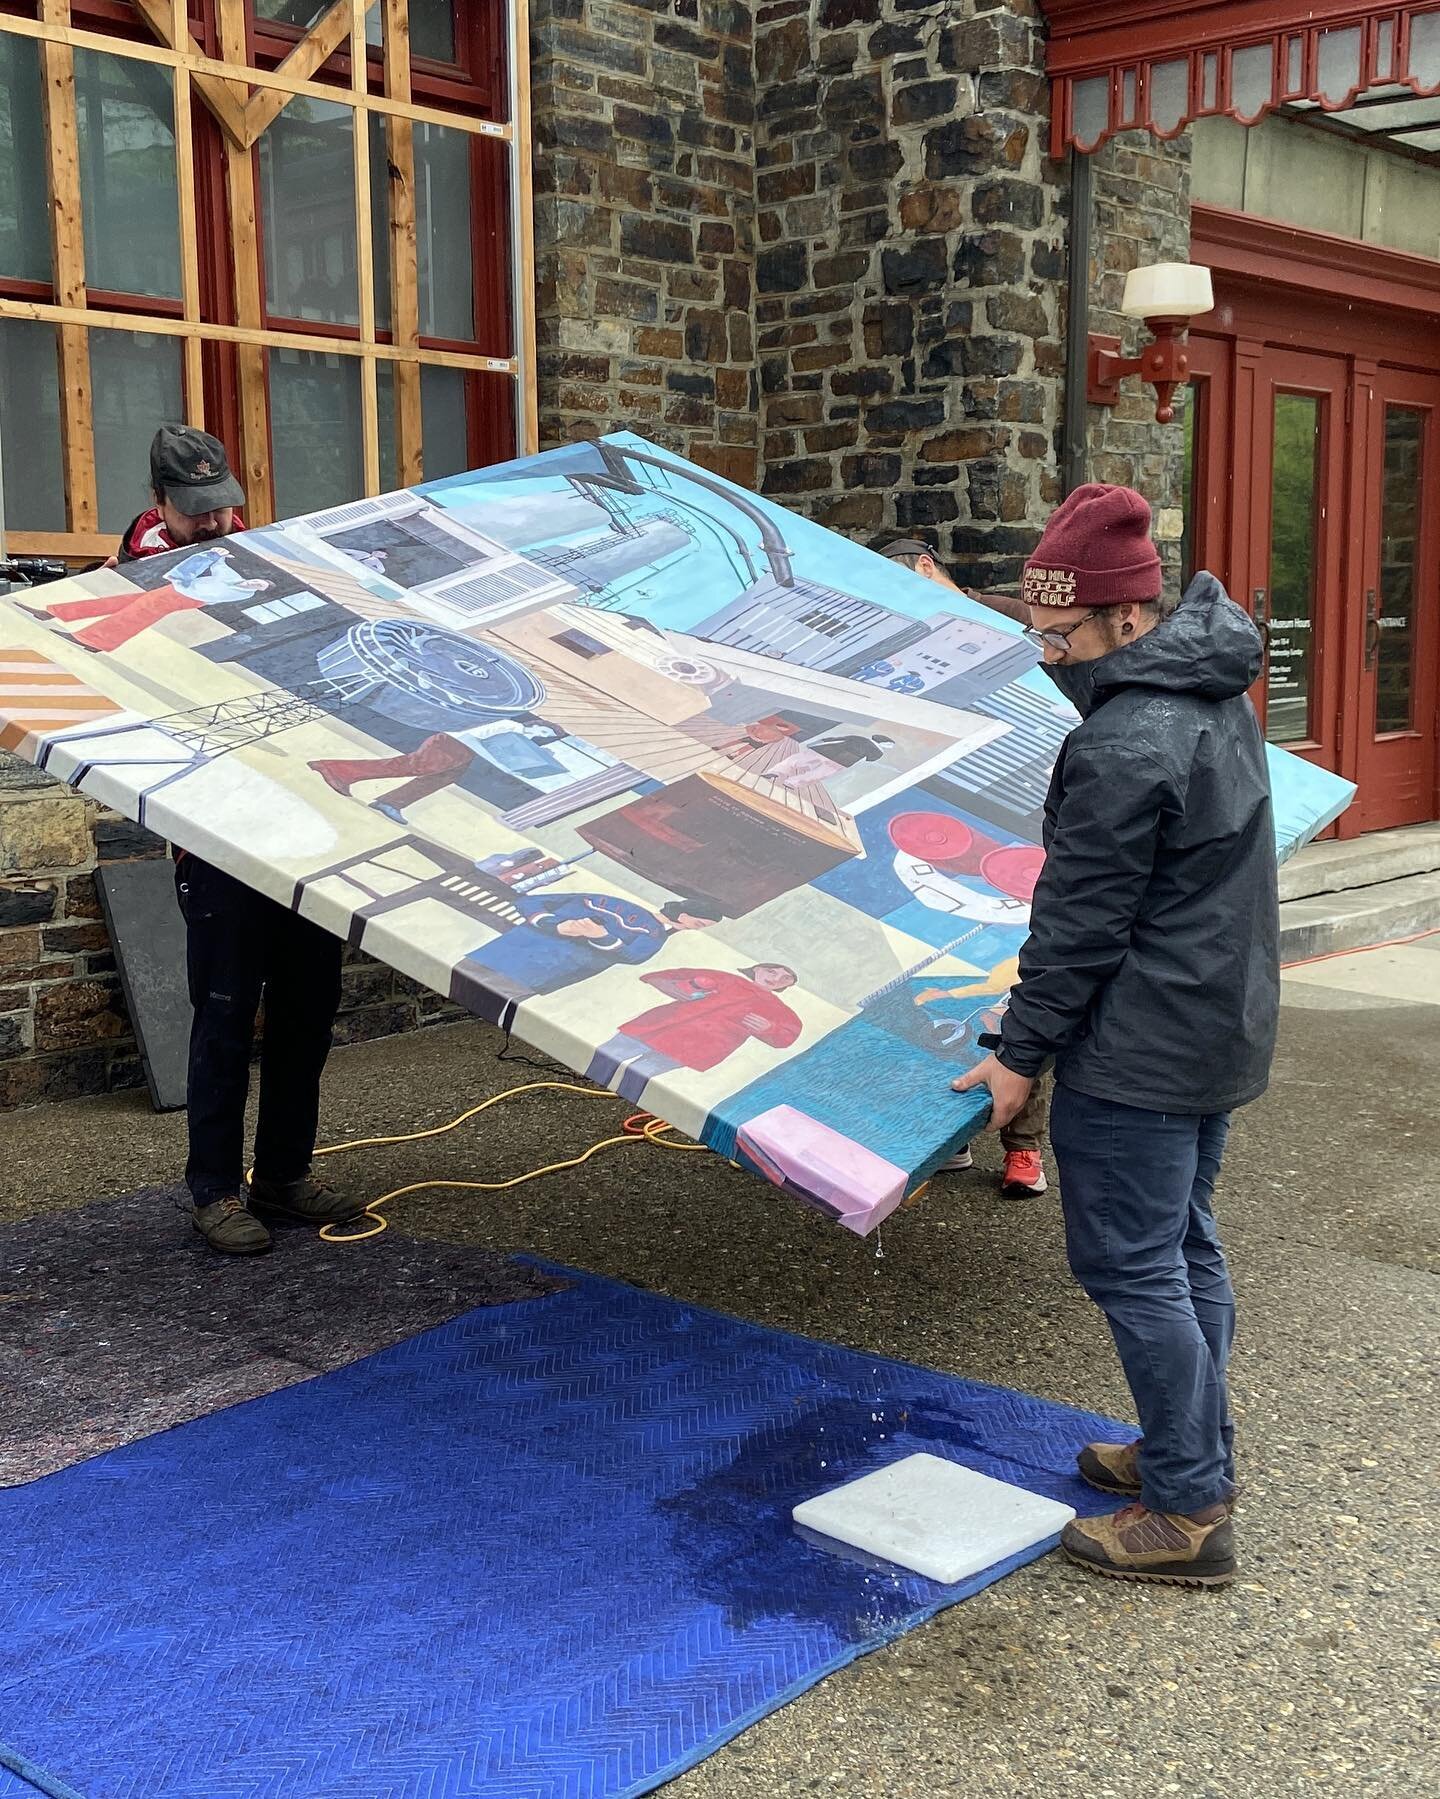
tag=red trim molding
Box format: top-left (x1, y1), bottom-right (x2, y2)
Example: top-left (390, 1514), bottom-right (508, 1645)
top-left (1042, 1), bottom-right (1418, 75)
top-left (1192, 203), bottom-right (1440, 319)
top-left (1042, 1), bottom-right (1440, 153)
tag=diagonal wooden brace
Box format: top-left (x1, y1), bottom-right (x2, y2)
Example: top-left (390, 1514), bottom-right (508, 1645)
top-left (131, 0), bottom-right (250, 151)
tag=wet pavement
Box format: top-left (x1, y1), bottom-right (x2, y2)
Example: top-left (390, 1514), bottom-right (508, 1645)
top-left (2, 942), bottom-right (1435, 1797)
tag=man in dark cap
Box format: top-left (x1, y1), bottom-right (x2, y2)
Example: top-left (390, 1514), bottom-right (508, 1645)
top-left (874, 535), bottom-right (1050, 1202)
top-left (115, 427), bottom-right (361, 1256)
top-left (877, 538), bottom-right (1030, 624)
top-left (118, 424), bottom-right (249, 560)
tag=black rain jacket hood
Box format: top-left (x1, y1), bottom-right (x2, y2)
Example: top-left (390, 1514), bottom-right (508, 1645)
top-left (998, 573), bottom-right (1280, 1114)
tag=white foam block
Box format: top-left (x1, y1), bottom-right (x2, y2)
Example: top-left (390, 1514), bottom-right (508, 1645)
top-left (792, 1451), bottom-right (1076, 1585)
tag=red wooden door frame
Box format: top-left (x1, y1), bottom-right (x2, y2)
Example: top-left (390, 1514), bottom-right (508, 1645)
top-left (1181, 332), bottom-right (1231, 591)
top-left (1352, 367), bottom-right (1440, 830)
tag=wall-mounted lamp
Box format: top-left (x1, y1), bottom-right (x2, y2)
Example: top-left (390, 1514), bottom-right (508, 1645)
top-left (1087, 262), bottom-right (1214, 425)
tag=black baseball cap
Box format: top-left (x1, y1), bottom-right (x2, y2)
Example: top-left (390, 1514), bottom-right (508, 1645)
top-left (876, 537), bottom-right (936, 562)
top-left (149, 424), bottom-right (246, 516)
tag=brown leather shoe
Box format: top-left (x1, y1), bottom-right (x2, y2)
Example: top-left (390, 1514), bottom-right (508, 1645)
top-left (192, 1196), bottom-right (272, 1256)
top-left (1077, 1439), bottom-right (1142, 1497)
top-left (1061, 1502), bottom-right (1235, 1587)
top-left (247, 1174), bottom-right (365, 1226)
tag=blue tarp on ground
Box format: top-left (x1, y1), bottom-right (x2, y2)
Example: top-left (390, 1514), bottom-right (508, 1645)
top-left (0, 1267), bottom-right (1125, 1799)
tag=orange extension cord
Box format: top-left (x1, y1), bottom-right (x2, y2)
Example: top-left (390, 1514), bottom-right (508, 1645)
top-left (306, 1079), bottom-right (706, 1244)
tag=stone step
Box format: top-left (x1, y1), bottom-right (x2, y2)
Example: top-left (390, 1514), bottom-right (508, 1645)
top-left (1279, 869), bottom-right (1440, 965)
top-left (1278, 821), bottom-right (1440, 903)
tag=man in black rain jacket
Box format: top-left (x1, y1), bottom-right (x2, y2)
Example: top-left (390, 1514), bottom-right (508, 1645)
top-left (955, 483), bottom-right (1279, 1588)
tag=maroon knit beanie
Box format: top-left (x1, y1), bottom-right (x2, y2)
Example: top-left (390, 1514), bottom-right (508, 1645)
top-left (1021, 483), bottom-right (1163, 609)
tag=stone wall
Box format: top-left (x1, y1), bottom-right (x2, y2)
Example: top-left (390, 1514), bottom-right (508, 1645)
top-left (527, 0), bottom-right (1193, 590)
top-left (0, 763), bottom-right (137, 1109)
top-left (1084, 129), bottom-right (1194, 591)
top-left (529, 0), bottom-right (759, 485)
top-left (750, 0), bottom-right (1065, 589)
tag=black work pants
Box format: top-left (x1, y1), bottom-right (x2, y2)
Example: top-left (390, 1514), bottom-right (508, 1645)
top-left (176, 856), bottom-right (342, 1207)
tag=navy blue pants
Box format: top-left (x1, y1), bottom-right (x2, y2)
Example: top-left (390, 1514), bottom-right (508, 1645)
top-left (176, 856), bottom-right (342, 1208)
top-left (1049, 1083), bottom-right (1236, 1516)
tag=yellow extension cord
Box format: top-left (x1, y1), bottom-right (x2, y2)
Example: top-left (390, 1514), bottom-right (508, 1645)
top-left (302, 1079), bottom-right (707, 1244)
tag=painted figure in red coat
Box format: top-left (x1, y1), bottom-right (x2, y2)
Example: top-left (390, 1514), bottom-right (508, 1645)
top-left (587, 963), bottom-right (801, 1103)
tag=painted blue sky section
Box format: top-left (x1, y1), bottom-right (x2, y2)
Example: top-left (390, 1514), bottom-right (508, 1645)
top-left (421, 431), bottom-right (1036, 647)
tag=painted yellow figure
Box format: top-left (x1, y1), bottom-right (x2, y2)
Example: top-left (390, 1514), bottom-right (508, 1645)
top-left (914, 955), bottom-right (1020, 1009)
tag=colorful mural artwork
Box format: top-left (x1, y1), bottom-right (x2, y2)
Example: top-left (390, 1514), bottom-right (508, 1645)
top-left (0, 434), bottom-right (1354, 1234)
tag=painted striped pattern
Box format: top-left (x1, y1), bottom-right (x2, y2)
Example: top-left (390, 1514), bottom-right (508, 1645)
top-left (0, 645), bottom-right (122, 756)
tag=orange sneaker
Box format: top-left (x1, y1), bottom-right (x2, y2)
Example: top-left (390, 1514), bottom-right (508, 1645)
top-left (1000, 1148), bottom-right (1047, 1197)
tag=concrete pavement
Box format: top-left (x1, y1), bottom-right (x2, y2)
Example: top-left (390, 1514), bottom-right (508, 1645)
top-left (2, 941), bottom-right (1436, 1796)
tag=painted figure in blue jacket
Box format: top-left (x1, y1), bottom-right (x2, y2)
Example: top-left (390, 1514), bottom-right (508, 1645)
top-left (454, 889), bottom-right (723, 1017)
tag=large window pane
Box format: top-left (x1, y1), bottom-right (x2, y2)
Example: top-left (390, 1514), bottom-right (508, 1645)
top-left (420, 363), bottom-right (469, 477)
top-left (74, 50), bottom-right (181, 300)
top-left (371, 118), bottom-right (475, 341)
top-left (269, 348), bottom-right (363, 518)
top-left (255, 0), bottom-right (456, 63)
top-left (1265, 392), bottom-right (1321, 746)
top-left (0, 34), bottom-right (50, 284)
top-left (1375, 406), bottom-right (1424, 735)
top-left (90, 330), bottom-right (184, 533)
top-left (0, 320), bottom-right (64, 531)
top-left (259, 100), bottom-right (358, 326)
top-left (378, 361), bottom-right (470, 491)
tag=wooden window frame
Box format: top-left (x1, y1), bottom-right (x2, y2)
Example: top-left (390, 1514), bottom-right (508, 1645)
top-left (0, 0), bottom-right (535, 559)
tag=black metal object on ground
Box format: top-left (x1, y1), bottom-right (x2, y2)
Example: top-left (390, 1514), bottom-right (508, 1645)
top-left (96, 857), bottom-right (191, 1111)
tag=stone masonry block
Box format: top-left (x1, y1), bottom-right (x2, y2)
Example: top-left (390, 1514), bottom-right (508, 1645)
top-left (31, 976), bottom-right (130, 1052)
top-left (0, 794), bottom-right (91, 877)
top-left (0, 881), bottom-right (58, 929)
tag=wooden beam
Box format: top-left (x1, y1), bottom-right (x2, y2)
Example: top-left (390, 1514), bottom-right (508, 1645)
top-left (131, 0), bottom-right (249, 151)
top-left (384, 0), bottom-right (422, 487)
top-left (351, 0), bottom-right (380, 496)
top-left (7, 530), bottom-right (118, 562)
top-left (511, 0), bottom-right (539, 454)
top-left (38, 2), bottom-right (97, 535)
top-left (0, 16), bottom-right (510, 142)
top-left (243, 0), bottom-right (379, 147)
top-left (217, 0), bottom-right (272, 526)
top-left (170, 0), bottom-right (204, 429)
top-left (0, 296), bottom-right (517, 372)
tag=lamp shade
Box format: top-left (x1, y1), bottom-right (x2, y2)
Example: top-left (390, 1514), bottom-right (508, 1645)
top-left (1120, 262), bottom-right (1214, 321)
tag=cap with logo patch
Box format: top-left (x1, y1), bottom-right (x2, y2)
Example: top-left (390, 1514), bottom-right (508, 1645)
top-left (149, 424), bottom-right (246, 517)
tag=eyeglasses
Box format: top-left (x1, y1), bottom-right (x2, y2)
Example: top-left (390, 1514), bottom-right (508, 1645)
top-left (1023, 609), bottom-right (1103, 652)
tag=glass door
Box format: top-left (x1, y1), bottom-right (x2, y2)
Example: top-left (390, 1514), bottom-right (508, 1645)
top-left (1246, 349), bottom-right (1348, 774)
top-left (1352, 370), bottom-right (1440, 830)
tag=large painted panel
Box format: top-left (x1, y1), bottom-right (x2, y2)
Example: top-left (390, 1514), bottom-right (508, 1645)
top-left (0, 434), bottom-right (1353, 1233)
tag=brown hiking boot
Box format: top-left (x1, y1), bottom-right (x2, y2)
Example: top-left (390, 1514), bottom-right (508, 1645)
top-left (1078, 1440), bottom-right (1242, 1512)
top-left (1078, 1440), bottom-right (1142, 1497)
top-left (247, 1173), bottom-right (365, 1227)
top-left (192, 1196), bottom-right (273, 1256)
top-left (1061, 1502), bottom-right (1235, 1588)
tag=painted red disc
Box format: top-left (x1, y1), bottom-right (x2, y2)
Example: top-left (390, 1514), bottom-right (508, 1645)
top-left (981, 844), bottom-right (1045, 901)
top-left (887, 810), bottom-right (974, 862)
